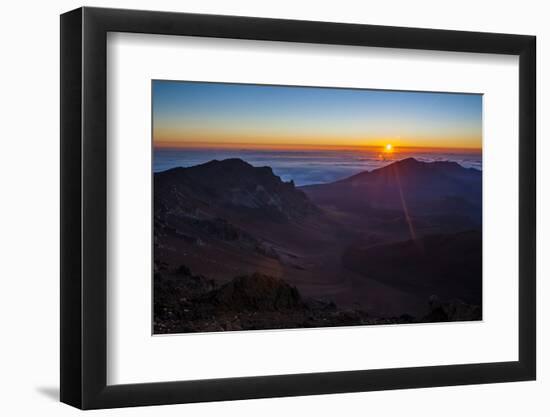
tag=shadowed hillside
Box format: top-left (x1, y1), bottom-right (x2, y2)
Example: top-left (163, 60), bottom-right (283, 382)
top-left (154, 157), bottom-right (482, 333)
top-left (301, 157), bottom-right (482, 236)
top-left (155, 158), bottom-right (318, 223)
top-left (343, 230), bottom-right (482, 304)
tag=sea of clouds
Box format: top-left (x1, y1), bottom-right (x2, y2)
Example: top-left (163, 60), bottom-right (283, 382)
top-left (154, 148), bottom-right (482, 186)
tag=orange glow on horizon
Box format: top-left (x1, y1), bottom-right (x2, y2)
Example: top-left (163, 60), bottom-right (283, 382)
top-left (154, 140), bottom-right (481, 153)
top-left (153, 128), bottom-right (481, 151)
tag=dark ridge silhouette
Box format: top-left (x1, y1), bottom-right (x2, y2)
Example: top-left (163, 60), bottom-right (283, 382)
top-left (155, 158), bottom-right (318, 223)
top-left (153, 157), bottom-right (483, 332)
top-left (301, 157), bottom-right (482, 227)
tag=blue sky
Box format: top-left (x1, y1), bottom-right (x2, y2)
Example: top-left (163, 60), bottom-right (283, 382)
top-left (152, 80), bottom-right (482, 149)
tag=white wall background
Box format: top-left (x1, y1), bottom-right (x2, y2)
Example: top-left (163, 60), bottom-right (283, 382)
top-left (0, 0), bottom-right (546, 415)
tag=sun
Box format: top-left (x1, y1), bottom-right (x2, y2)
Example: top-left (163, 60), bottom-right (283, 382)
top-left (385, 144), bottom-right (393, 152)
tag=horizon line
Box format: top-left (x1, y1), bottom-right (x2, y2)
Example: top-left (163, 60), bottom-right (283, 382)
top-left (153, 156), bottom-right (483, 177)
top-left (154, 141), bottom-right (482, 152)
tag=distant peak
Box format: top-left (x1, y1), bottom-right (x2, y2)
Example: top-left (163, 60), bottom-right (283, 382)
top-left (390, 158), bottom-right (461, 169)
top-left (395, 157), bottom-right (421, 165)
top-left (376, 157), bottom-right (421, 171)
top-left (360, 157), bottom-right (468, 178)
top-left (204, 158), bottom-right (252, 168)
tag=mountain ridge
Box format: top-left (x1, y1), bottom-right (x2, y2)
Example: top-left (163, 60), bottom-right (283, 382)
top-left (154, 156), bottom-right (483, 324)
top-left (155, 158), bottom-right (317, 223)
top-left (300, 156), bottom-right (482, 229)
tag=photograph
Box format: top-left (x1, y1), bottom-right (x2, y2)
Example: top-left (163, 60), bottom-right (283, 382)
top-left (53, 4), bottom-right (538, 411)
top-left (152, 80), bottom-right (483, 334)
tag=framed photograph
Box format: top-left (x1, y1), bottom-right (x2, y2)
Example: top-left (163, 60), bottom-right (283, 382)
top-left (60, 7), bottom-right (536, 409)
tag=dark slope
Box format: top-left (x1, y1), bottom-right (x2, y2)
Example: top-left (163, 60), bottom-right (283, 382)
top-left (155, 158), bottom-right (318, 224)
top-left (153, 158), bottom-right (352, 289)
top-left (301, 158), bottom-right (482, 230)
top-left (343, 230), bottom-right (482, 305)
top-left (153, 157), bottom-right (483, 332)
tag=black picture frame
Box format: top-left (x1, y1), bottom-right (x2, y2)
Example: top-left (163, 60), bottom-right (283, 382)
top-left (60, 6), bottom-right (536, 410)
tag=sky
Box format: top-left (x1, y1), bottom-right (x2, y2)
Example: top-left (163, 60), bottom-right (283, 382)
top-left (152, 80), bottom-right (482, 150)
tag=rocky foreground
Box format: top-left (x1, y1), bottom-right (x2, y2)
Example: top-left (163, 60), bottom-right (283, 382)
top-left (154, 265), bottom-right (481, 334)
